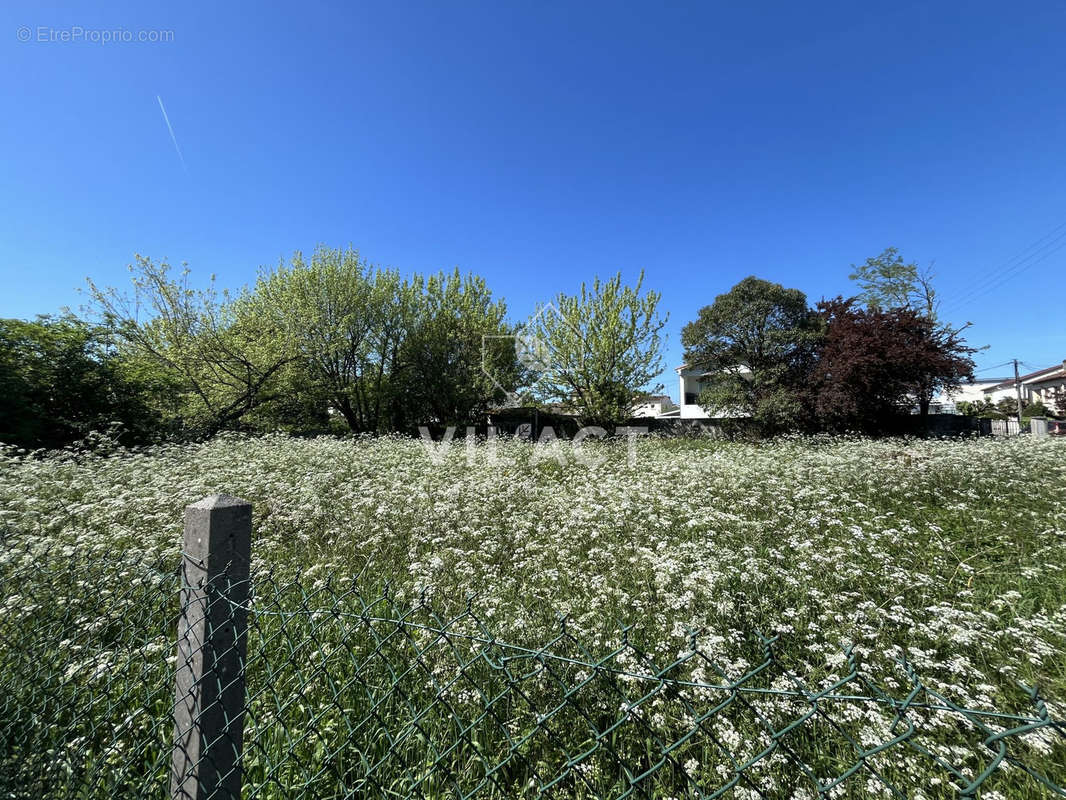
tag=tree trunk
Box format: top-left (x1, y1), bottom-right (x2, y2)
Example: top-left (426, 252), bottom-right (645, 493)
top-left (334, 397), bottom-right (360, 432)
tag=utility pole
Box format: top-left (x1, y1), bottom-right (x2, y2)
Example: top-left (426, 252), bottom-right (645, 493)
top-left (1013, 359), bottom-right (1024, 428)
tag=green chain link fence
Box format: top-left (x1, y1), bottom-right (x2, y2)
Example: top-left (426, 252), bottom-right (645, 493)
top-left (2, 512), bottom-right (1065, 799)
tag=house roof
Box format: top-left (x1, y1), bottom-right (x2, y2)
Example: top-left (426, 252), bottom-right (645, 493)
top-left (986, 361), bottom-right (1066, 392)
top-left (633, 394), bottom-right (676, 406)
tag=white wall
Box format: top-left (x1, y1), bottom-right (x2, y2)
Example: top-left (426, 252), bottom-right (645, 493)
top-left (932, 379), bottom-right (1011, 412)
top-left (942, 381), bottom-right (1009, 404)
top-left (632, 402), bottom-right (663, 418)
top-left (677, 371), bottom-right (710, 419)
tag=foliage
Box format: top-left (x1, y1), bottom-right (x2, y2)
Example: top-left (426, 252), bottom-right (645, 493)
top-left (87, 257), bottom-right (295, 437)
top-left (956, 398), bottom-right (996, 417)
top-left (681, 276), bottom-right (821, 432)
top-left (525, 271), bottom-right (666, 427)
top-left (997, 396), bottom-right (1024, 417)
top-left (395, 268), bottom-right (518, 428)
top-left (995, 396), bottom-right (1055, 421)
top-left (1022, 400), bottom-right (1053, 419)
top-left (84, 249), bottom-right (520, 437)
top-left (0, 315), bottom-right (161, 448)
top-left (846, 248), bottom-right (979, 416)
top-left (812, 298), bottom-right (975, 430)
top-left (849, 246), bottom-right (937, 315)
top-left (249, 247), bottom-right (417, 433)
top-left (251, 248), bottom-right (518, 432)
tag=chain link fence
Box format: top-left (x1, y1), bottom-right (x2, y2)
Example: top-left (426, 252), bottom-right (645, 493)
top-left (2, 505), bottom-right (1065, 799)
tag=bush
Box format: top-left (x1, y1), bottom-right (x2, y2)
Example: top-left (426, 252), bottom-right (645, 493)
top-left (1023, 400), bottom-right (1052, 418)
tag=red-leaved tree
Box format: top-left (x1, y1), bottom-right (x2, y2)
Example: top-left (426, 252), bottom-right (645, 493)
top-left (811, 298), bottom-right (975, 430)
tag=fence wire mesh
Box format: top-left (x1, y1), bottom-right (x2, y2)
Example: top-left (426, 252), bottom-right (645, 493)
top-left (1, 532), bottom-right (1065, 799)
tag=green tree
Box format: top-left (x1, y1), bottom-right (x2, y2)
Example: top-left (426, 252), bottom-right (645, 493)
top-left (849, 247), bottom-right (937, 315)
top-left (957, 398), bottom-right (996, 417)
top-left (396, 268), bottom-right (517, 428)
top-left (251, 248), bottom-right (517, 432)
top-left (681, 276), bottom-right (821, 432)
top-left (0, 315), bottom-right (161, 448)
top-left (526, 272), bottom-right (666, 428)
top-left (995, 396), bottom-right (1053, 419)
top-left (250, 247), bottom-right (420, 433)
top-left (88, 257), bottom-right (294, 436)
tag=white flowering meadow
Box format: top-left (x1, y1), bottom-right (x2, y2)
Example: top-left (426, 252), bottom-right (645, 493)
top-left (1, 433), bottom-right (1064, 798)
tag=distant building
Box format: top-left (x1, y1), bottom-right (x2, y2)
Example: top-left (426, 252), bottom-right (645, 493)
top-left (930, 377), bottom-right (1013, 414)
top-left (983, 361), bottom-right (1066, 414)
top-left (674, 365), bottom-right (750, 419)
top-left (631, 394), bottom-right (678, 418)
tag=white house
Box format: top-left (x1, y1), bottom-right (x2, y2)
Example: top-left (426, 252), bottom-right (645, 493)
top-left (676, 366), bottom-right (711, 418)
top-left (983, 361), bottom-right (1066, 414)
top-left (930, 377), bottom-right (1013, 414)
top-left (675, 365), bottom-right (752, 419)
top-left (631, 394), bottom-right (678, 418)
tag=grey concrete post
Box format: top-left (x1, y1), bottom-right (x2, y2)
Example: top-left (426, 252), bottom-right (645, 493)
top-left (172, 495), bottom-right (252, 800)
top-left (1031, 417), bottom-right (1049, 437)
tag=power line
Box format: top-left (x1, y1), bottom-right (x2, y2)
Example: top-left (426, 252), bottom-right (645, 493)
top-left (1019, 361), bottom-right (1052, 372)
top-left (973, 360), bottom-right (1013, 374)
top-left (940, 221), bottom-right (1066, 316)
top-left (949, 218), bottom-right (1066, 302)
top-left (946, 237), bottom-right (1066, 315)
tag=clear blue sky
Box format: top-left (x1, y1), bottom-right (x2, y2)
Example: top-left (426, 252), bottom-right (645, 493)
top-left (3, 1), bottom-right (1065, 395)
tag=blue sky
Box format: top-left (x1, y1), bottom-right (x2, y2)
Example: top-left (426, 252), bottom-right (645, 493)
top-left (3, 1), bottom-right (1065, 395)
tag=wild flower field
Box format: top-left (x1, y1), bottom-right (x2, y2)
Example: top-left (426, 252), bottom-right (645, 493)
top-left (1, 433), bottom-right (1065, 798)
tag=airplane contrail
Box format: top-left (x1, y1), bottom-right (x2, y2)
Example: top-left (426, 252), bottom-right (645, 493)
top-left (156, 95), bottom-right (188, 172)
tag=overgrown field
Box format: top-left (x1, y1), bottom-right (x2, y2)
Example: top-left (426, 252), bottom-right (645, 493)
top-left (1, 434), bottom-right (1065, 798)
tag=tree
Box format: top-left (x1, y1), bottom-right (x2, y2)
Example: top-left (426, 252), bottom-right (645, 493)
top-left (525, 272), bottom-right (666, 428)
top-left (848, 247), bottom-right (978, 416)
top-left (396, 269), bottom-right (518, 428)
top-left (812, 298), bottom-right (975, 430)
top-left (681, 277), bottom-right (821, 432)
top-left (0, 315), bottom-right (161, 448)
top-left (996, 396), bottom-right (1052, 419)
top-left (957, 398), bottom-right (996, 417)
top-left (849, 247), bottom-right (937, 316)
top-left (249, 247), bottom-right (420, 433)
top-left (251, 247), bottom-right (519, 432)
top-left (87, 257), bottom-right (295, 437)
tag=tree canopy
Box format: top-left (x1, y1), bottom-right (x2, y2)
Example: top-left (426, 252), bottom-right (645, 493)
top-left (87, 257), bottom-right (295, 437)
top-left (251, 247), bottom-right (518, 432)
top-left (681, 276), bottom-right (821, 431)
top-left (849, 247), bottom-right (937, 316)
top-left (0, 315), bottom-right (161, 449)
top-left (812, 298), bottom-right (975, 429)
top-left (0, 244), bottom-right (997, 448)
top-left (525, 271), bottom-right (666, 427)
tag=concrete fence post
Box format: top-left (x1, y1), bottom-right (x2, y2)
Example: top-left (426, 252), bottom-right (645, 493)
top-left (1031, 417), bottom-right (1049, 437)
top-left (172, 495), bottom-right (252, 800)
